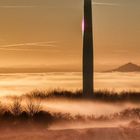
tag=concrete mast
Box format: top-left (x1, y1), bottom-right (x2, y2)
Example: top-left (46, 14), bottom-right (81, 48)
top-left (83, 0), bottom-right (93, 97)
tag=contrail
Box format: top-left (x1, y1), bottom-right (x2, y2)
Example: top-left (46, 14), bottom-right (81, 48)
top-left (0, 41), bottom-right (56, 48)
top-left (0, 48), bottom-right (54, 51)
top-left (0, 6), bottom-right (35, 8)
top-left (0, 2), bottom-right (120, 9)
top-left (92, 2), bottom-right (119, 6)
top-left (0, 41), bottom-right (57, 51)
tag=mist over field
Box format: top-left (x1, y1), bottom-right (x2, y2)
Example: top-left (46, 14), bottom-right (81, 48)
top-left (0, 93), bottom-right (140, 140)
top-left (0, 72), bottom-right (140, 96)
top-left (0, 71), bottom-right (139, 140)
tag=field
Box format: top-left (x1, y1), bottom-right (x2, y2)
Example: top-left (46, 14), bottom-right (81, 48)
top-left (0, 90), bottom-right (140, 140)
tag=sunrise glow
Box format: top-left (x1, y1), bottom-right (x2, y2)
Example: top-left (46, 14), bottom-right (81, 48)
top-left (82, 18), bottom-right (85, 35)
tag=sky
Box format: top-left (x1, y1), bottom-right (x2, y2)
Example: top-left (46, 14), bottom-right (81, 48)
top-left (0, 0), bottom-right (140, 71)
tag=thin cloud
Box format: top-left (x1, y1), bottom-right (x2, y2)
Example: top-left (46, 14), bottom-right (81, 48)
top-left (0, 48), bottom-right (53, 52)
top-left (0, 41), bottom-right (56, 48)
top-left (0, 41), bottom-right (57, 51)
top-left (0, 48), bottom-right (34, 51)
top-left (92, 2), bottom-right (120, 6)
top-left (0, 6), bottom-right (36, 8)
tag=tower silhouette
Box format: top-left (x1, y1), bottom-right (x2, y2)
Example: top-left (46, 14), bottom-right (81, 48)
top-left (83, 0), bottom-right (93, 97)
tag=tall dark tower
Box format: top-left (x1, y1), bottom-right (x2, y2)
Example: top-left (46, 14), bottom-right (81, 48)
top-left (83, 0), bottom-right (93, 97)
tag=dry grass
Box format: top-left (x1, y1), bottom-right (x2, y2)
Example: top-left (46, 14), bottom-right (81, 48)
top-left (0, 96), bottom-right (139, 128)
top-left (0, 89), bottom-right (140, 128)
top-left (10, 97), bottom-right (22, 116)
top-left (0, 96), bottom-right (140, 121)
top-left (23, 89), bottom-right (140, 102)
top-left (25, 98), bottom-right (42, 116)
top-left (0, 97), bottom-right (53, 128)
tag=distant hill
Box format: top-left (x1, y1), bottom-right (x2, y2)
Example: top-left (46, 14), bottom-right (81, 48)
top-left (105, 62), bottom-right (140, 72)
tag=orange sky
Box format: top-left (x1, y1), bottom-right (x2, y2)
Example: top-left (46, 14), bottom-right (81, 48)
top-left (0, 0), bottom-right (140, 71)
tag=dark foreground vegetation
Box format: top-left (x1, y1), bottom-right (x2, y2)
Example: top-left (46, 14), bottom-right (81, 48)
top-left (0, 98), bottom-right (52, 128)
top-left (0, 105), bottom-right (140, 129)
top-left (23, 89), bottom-right (140, 102)
top-left (0, 96), bottom-right (140, 128)
top-left (0, 89), bottom-right (140, 128)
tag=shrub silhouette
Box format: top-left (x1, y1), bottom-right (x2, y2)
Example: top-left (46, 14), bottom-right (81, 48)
top-left (10, 97), bottom-right (22, 116)
top-left (25, 98), bottom-right (42, 116)
top-left (0, 89), bottom-right (140, 128)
